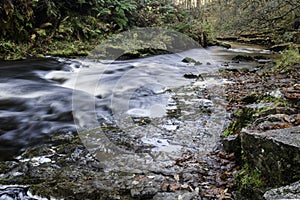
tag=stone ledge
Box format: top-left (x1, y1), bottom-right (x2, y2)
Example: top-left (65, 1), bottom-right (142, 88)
top-left (263, 181), bottom-right (300, 200)
top-left (241, 126), bottom-right (300, 187)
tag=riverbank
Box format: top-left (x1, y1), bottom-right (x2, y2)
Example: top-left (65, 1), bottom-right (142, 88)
top-left (0, 39), bottom-right (96, 60)
top-left (220, 48), bottom-right (300, 199)
top-left (0, 33), bottom-right (209, 61)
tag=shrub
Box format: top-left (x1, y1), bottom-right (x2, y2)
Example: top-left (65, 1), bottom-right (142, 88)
top-left (276, 45), bottom-right (300, 68)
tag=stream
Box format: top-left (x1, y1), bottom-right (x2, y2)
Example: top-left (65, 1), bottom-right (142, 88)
top-left (0, 43), bottom-right (276, 199)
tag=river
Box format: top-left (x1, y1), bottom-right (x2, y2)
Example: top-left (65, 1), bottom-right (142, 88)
top-left (0, 43), bottom-right (276, 199)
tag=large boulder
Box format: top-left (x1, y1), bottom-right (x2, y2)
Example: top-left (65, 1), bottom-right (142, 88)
top-left (241, 126), bottom-right (300, 187)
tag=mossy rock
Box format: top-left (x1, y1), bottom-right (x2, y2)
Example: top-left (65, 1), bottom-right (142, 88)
top-left (223, 107), bottom-right (254, 137)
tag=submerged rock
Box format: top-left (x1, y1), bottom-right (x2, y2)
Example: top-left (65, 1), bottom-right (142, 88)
top-left (181, 57), bottom-right (202, 65)
top-left (232, 55), bottom-right (255, 62)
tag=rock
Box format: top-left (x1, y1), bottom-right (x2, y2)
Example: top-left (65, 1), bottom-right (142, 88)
top-left (198, 99), bottom-right (213, 108)
top-left (216, 36), bottom-right (238, 41)
top-left (0, 186), bottom-right (34, 200)
top-left (181, 57), bottom-right (202, 65)
top-left (294, 84), bottom-right (300, 90)
top-left (232, 55), bottom-right (254, 62)
top-left (213, 41), bottom-right (231, 49)
top-left (241, 126), bottom-right (300, 187)
top-left (222, 135), bottom-right (241, 161)
top-left (118, 48), bottom-right (170, 60)
top-left (269, 43), bottom-right (300, 52)
top-left (236, 37), bottom-right (270, 46)
top-left (182, 57), bottom-right (195, 63)
top-left (153, 192), bottom-right (179, 200)
top-left (241, 94), bottom-right (259, 104)
top-left (257, 59), bottom-right (274, 64)
top-left (253, 56), bottom-right (267, 60)
top-left (284, 89), bottom-right (300, 100)
top-left (183, 73), bottom-right (199, 79)
top-left (268, 89), bottom-right (283, 98)
top-left (263, 181), bottom-right (300, 200)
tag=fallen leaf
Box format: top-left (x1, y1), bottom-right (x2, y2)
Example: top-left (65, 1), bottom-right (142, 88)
top-left (170, 183), bottom-right (181, 191)
top-left (174, 174), bottom-right (180, 182)
top-left (132, 180), bottom-right (139, 185)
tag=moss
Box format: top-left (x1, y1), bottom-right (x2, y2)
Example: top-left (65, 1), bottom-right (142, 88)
top-left (48, 49), bottom-right (88, 58)
top-left (217, 69), bottom-right (228, 74)
top-left (0, 177), bottom-right (10, 181)
top-left (0, 39), bottom-right (95, 60)
top-left (235, 161), bottom-right (266, 199)
top-left (223, 107), bottom-right (254, 137)
top-left (30, 183), bottom-right (57, 199)
top-left (254, 96), bottom-right (292, 117)
top-left (0, 163), bottom-right (9, 170)
top-left (225, 94), bottom-right (293, 135)
top-left (276, 45), bottom-right (300, 69)
top-left (259, 96), bottom-right (289, 105)
top-left (223, 121), bottom-right (238, 137)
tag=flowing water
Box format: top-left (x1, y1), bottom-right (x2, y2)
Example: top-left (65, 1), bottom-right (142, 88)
top-left (0, 43), bottom-right (276, 199)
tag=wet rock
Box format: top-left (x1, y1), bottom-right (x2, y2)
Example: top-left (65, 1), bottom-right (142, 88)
top-left (241, 126), bottom-right (300, 187)
top-left (268, 43), bottom-right (300, 52)
top-left (284, 89), bottom-right (300, 100)
top-left (183, 73), bottom-right (199, 79)
top-left (216, 36), bottom-right (238, 41)
top-left (294, 84), bottom-right (300, 90)
top-left (0, 186), bottom-right (37, 200)
top-left (198, 99), bottom-right (213, 109)
top-left (263, 181), bottom-right (300, 200)
top-left (232, 55), bottom-right (255, 62)
top-left (211, 40), bottom-right (231, 49)
top-left (236, 36), bottom-right (272, 46)
top-left (218, 42), bottom-right (231, 49)
top-left (119, 48), bottom-right (171, 60)
top-left (257, 59), bottom-right (274, 64)
top-left (181, 57), bottom-right (202, 65)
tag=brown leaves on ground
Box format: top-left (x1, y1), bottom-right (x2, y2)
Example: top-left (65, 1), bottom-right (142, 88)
top-left (161, 150), bottom-right (238, 199)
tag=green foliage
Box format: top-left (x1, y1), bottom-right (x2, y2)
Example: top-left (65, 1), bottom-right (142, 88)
top-left (135, 0), bottom-right (186, 27)
top-left (275, 32), bottom-right (294, 44)
top-left (96, 0), bottom-right (137, 30)
top-left (0, 0), bottom-right (212, 59)
top-left (0, 0), bottom-right (137, 43)
top-left (276, 45), bottom-right (300, 68)
top-left (0, 0), bottom-right (35, 42)
top-left (207, 0), bottom-right (300, 35)
top-left (0, 39), bottom-right (29, 60)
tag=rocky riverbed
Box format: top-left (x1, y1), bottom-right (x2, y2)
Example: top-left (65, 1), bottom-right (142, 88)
top-left (0, 79), bottom-right (238, 200)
